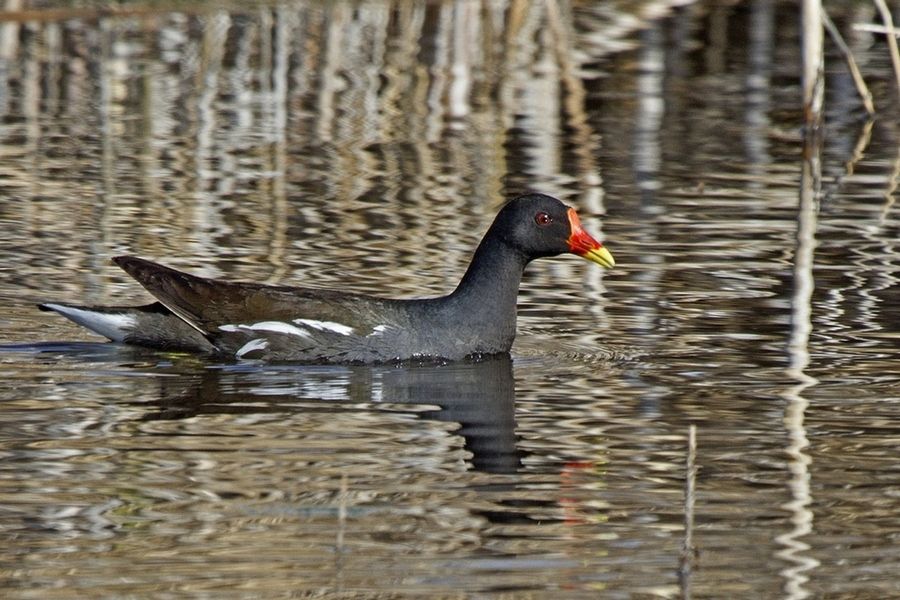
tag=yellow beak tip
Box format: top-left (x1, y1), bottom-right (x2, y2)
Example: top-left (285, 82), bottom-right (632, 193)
top-left (585, 246), bottom-right (615, 269)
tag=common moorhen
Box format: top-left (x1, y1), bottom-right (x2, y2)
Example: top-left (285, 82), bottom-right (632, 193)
top-left (39, 193), bottom-right (614, 363)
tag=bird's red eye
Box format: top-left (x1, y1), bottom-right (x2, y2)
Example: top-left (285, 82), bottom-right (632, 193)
top-left (534, 212), bottom-right (552, 226)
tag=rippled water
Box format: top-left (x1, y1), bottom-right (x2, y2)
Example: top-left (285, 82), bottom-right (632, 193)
top-left (1, 1), bottom-right (900, 597)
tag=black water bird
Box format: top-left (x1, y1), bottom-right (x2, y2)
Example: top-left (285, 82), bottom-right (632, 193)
top-left (40, 193), bottom-right (614, 363)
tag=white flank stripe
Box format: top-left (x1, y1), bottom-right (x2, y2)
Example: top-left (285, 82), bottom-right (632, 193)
top-left (235, 338), bottom-right (269, 358)
top-left (369, 324), bottom-right (388, 336)
top-left (218, 321), bottom-right (311, 338)
top-left (293, 319), bottom-right (354, 336)
top-left (44, 304), bottom-right (135, 342)
top-left (248, 321), bottom-right (311, 336)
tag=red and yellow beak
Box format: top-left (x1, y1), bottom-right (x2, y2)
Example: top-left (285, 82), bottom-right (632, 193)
top-left (566, 207), bottom-right (615, 268)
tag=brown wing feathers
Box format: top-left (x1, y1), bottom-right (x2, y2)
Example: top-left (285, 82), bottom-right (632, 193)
top-left (112, 256), bottom-right (228, 333)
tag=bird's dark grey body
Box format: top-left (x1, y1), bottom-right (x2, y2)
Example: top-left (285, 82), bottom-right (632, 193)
top-left (39, 194), bottom-right (614, 363)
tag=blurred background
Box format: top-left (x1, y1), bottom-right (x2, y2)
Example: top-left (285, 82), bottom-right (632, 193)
top-left (1, 1), bottom-right (899, 597)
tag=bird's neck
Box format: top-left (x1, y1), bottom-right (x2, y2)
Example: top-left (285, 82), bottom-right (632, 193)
top-left (446, 235), bottom-right (529, 323)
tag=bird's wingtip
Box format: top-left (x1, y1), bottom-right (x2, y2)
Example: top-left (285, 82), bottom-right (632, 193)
top-left (111, 255), bottom-right (134, 266)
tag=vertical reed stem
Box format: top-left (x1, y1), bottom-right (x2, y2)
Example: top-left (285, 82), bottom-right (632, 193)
top-left (802, 0), bottom-right (824, 133)
top-left (679, 424), bottom-right (697, 600)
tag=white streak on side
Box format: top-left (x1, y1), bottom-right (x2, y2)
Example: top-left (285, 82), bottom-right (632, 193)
top-left (235, 338), bottom-right (269, 358)
top-left (218, 321), bottom-right (311, 338)
top-left (248, 321), bottom-right (311, 336)
top-left (368, 324), bottom-right (389, 337)
top-left (293, 319), bottom-right (355, 336)
top-left (43, 304), bottom-right (135, 342)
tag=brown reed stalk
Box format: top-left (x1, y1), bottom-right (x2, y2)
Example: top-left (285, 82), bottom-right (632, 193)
top-left (873, 0), bottom-right (900, 100)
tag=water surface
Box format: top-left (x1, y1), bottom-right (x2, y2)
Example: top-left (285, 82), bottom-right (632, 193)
top-left (1, 1), bottom-right (899, 597)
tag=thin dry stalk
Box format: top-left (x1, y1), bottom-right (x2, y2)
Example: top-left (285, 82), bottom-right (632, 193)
top-left (853, 24), bottom-right (900, 36)
top-left (847, 119), bottom-right (875, 178)
top-left (679, 425), bottom-right (698, 599)
top-left (802, 0), bottom-right (825, 130)
top-left (823, 11), bottom-right (875, 115)
top-left (882, 153), bottom-right (899, 225)
top-left (873, 0), bottom-right (900, 100)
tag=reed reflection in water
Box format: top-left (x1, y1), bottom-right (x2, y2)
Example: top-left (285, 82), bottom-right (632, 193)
top-left (0, 0), bottom-right (899, 597)
top-left (0, 0), bottom-right (647, 289)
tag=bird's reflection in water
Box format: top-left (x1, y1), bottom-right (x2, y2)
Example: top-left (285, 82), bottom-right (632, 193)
top-left (146, 354), bottom-right (523, 474)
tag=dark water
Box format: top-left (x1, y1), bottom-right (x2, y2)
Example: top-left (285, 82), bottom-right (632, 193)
top-left (1, 1), bottom-right (900, 597)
